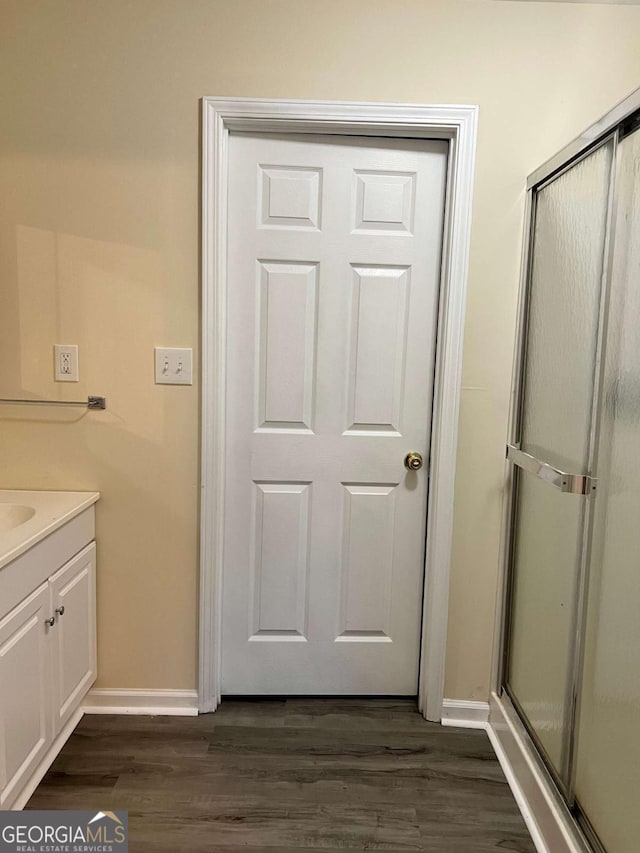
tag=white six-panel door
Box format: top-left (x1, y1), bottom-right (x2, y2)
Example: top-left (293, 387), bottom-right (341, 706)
top-left (222, 133), bottom-right (447, 694)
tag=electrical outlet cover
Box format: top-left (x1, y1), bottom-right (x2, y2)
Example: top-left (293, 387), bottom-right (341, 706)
top-left (54, 344), bottom-right (79, 382)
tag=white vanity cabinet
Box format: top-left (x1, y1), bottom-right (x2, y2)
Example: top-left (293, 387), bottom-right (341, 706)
top-left (0, 494), bottom-right (98, 810)
top-left (50, 544), bottom-right (97, 732)
top-left (0, 583), bottom-right (53, 809)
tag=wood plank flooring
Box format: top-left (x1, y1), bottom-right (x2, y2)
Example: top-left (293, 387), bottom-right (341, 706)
top-left (26, 699), bottom-right (535, 852)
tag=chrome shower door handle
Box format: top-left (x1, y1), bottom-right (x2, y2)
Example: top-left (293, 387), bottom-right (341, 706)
top-left (506, 444), bottom-right (597, 495)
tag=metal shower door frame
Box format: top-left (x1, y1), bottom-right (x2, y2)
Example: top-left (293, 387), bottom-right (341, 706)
top-left (494, 86), bottom-right (640, 819)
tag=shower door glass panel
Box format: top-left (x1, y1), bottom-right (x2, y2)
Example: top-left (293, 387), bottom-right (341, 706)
top-left (507, 142), bottom-right (613, 776)
top-left (574, 128), bottom-right (640, 852)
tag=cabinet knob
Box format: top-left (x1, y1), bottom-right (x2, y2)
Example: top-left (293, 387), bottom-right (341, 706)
top-left (55, 606), bottom-right (65, 617)
top-left (44, 617), bottom-right (56, 628)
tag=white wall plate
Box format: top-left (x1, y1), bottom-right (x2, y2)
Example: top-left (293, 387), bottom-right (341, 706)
top-left (154, 347), bottom-right (193, 385)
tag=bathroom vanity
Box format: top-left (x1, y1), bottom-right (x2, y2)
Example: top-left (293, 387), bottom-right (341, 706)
top-left (0, 490), bottom-right (99, 809)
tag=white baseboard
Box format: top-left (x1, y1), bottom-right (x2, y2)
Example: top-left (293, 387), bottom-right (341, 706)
top-left (485, 711), bottom-right (547, 853)
top-left (487, 691), bottom-right (589, 853)
top-left (441, 698), bottom-right (490, 728)
top-left (83, 688), bottom-right (199, 716)
top-left (12, 708), bottom-right (85, 810)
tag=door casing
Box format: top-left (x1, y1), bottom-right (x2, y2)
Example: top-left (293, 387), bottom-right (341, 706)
top-left (200, 97), bottom-right (478, 720)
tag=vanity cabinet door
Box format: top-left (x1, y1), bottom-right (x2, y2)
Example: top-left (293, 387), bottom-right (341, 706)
top-left (0, 583), bottom-right (53, 808)
top-left (49, 543), bottom-right (97, 732)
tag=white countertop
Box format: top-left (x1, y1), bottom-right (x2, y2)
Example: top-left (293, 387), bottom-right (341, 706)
top-left (0, 490), bottom-right (100, 571)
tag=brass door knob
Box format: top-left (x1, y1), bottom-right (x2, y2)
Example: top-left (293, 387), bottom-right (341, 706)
top-left (404, 452), bottom-right (423, 471)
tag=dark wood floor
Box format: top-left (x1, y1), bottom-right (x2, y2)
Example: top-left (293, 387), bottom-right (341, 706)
top-left (27, 699), bottom-right (535, 852)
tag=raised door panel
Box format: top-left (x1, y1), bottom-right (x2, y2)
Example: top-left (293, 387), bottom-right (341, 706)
top-left (250, 482), bottom-right (311, 641)
top-left (337, 484), bottom-right (398, 641)
top-left (256, 261), bottom-right (318, 432)
top-left (49, 543), bottom-right (97, 732)
top-left (346, 265), bottom-right (410, 434)
top-left (353, 170), bottom-right (416, 234)
top-left (258, 165), bottom-right (322, 230)
top-left (0, 583), bottom-right (52, 808)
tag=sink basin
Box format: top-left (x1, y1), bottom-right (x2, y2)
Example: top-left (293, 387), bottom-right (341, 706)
top-left (0, 490), bottom-right (99, 571)
top-left (0, 504), bottom-right (36, 533)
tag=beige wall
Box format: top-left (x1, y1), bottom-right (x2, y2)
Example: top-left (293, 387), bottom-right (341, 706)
top-left (0, 0), bottom-right (639, 698)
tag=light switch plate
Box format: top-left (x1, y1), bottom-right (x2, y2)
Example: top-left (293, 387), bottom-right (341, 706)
top-left (54, 344), bottom-right (79, 382)
top-left (155, 347), bottom-right (193, 385)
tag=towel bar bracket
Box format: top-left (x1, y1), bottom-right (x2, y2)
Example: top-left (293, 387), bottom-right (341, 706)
top-left (0, 395), bottom-right (106, 410)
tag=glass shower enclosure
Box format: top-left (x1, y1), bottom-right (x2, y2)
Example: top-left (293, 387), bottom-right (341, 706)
top-left (500, 92), bottom-right (640, 853)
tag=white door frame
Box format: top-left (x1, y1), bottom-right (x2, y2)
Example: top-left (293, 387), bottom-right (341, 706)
top-left (200, 97), bottom-right (478, 720)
